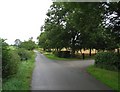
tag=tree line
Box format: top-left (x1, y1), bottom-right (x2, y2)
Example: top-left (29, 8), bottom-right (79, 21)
top-left (37, 2), bottom-right (120, 56)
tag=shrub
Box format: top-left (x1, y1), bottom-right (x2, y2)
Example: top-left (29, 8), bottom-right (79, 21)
top-left (2, 47), bottom-right (20, 79)
top-left (8, 51), bottom-right (20, 75)
top-left (54, 51), bottom-right (71, 58)
top-left (95, 52), bottom-right (120, 71)
top-left (17, 48), bottom-right (32, 61)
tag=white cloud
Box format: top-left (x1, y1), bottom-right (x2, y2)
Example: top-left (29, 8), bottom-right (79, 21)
top-left (0, 0), bottom-right (53, 44)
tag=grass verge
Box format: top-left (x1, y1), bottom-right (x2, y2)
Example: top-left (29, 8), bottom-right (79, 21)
top-left (2, 52), bottom-right (35, 90)
top-left (87, 65), bottom-right (119, 91)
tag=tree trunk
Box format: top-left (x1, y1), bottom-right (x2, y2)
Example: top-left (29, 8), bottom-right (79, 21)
top-left (71, 48), bottom-right (75, 57)
top-left (71, 36), bottom-right (76, 57)
top-left (82, 53), bottom-right (85, 60)
top-left (117, 48), bottom-right (119, 54)
top-left (43, 48), bottom-right (45, 51)
top-left (56, 48), bottom-right (59, 52)
top-left (89, 48), bottom-right (91, 56)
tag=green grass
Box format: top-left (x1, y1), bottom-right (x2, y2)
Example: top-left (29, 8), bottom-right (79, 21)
top-left (87, 65), bottom-right (119, 91)
top-left (2, 53), bottom-right (35, 90)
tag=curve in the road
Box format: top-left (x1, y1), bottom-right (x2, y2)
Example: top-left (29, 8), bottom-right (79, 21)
top-left (31, 51), bottom-right (112, 90)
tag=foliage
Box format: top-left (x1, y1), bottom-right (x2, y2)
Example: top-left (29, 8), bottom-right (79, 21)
top-left (37, 32), bottom-right (51, 49)
top-left (2, 39), bottom-right (20, 79)
top-left (0, 38), bottom-right (2, 59)
top-left (103, 2), bottom-right (120, 47)
top-left (14, 39), bottom-right (21, 47)
top-left (87, 65), bottom-right (119, 91)
top-left (38, 2), bottom-right (120, 56)
top-left (19, 39), bottom-right (36, 50)
top-left (95, 52), bottom-right (120, 71)
top-left (8, 51), bottom-right (20, 74)
top-left (2, 53), bottom-right (35, 90)
top-left (17, 48), bottom-right (32, 61)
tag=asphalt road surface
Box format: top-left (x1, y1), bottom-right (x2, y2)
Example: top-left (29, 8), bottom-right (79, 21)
top-left (31, 50), bottom-right (111, 90)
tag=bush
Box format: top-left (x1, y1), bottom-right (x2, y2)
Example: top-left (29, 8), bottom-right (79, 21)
top-left (2, 53), bottom-right (35, 90)
top-left (54, 51), bottom-right (71, 58)
top-left (9, 51), bottom-right (20, 75)
top-left (2, 46), bottom-right (20, 79)
top-left (17, 48), bottom-right (32, 61)
top-left (95, 52), bottom-right (120, 71)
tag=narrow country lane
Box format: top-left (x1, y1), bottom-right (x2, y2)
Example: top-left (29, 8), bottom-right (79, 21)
top-left (31, 50), bottom-right (111, 90)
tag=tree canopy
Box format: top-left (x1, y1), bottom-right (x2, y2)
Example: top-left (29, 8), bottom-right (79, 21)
top-left (38, 2), bottom-right (120, 55)
top-left (15, 38), bottom-right (37, 50)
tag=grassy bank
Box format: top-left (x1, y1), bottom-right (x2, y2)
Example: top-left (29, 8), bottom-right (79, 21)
top-left (2, 53), bottom-right (35, 90)
top-left (87, 65), bottom-right (119, 91)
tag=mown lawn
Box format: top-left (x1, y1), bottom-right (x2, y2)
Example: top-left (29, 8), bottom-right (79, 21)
top-left (87, 65), bottom-right (119, 91)
top-left (2, 53), bottom-right (35, 90)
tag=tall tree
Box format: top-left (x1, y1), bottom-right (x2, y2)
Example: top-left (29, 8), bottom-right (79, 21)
top-left (14, 39), bottom-right (21, 47)
top-left (102, 2), bottom-right (120, 52)
top-left (38, 2), bottom-right (120, 56)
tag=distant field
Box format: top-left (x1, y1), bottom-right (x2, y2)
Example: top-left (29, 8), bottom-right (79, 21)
top-left (38, 48), bottom-right (97, 54)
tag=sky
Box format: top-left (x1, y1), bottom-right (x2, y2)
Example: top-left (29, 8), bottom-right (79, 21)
top-left (0, 0), bottom-right (53, 45)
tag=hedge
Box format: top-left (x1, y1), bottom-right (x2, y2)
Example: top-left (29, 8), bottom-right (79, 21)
top-left (2, 49), bottom-right (20, 79)
top-left (95, 52), bottom-right (120, 71)
top-left (54, 51), bottom-right (71, 58)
